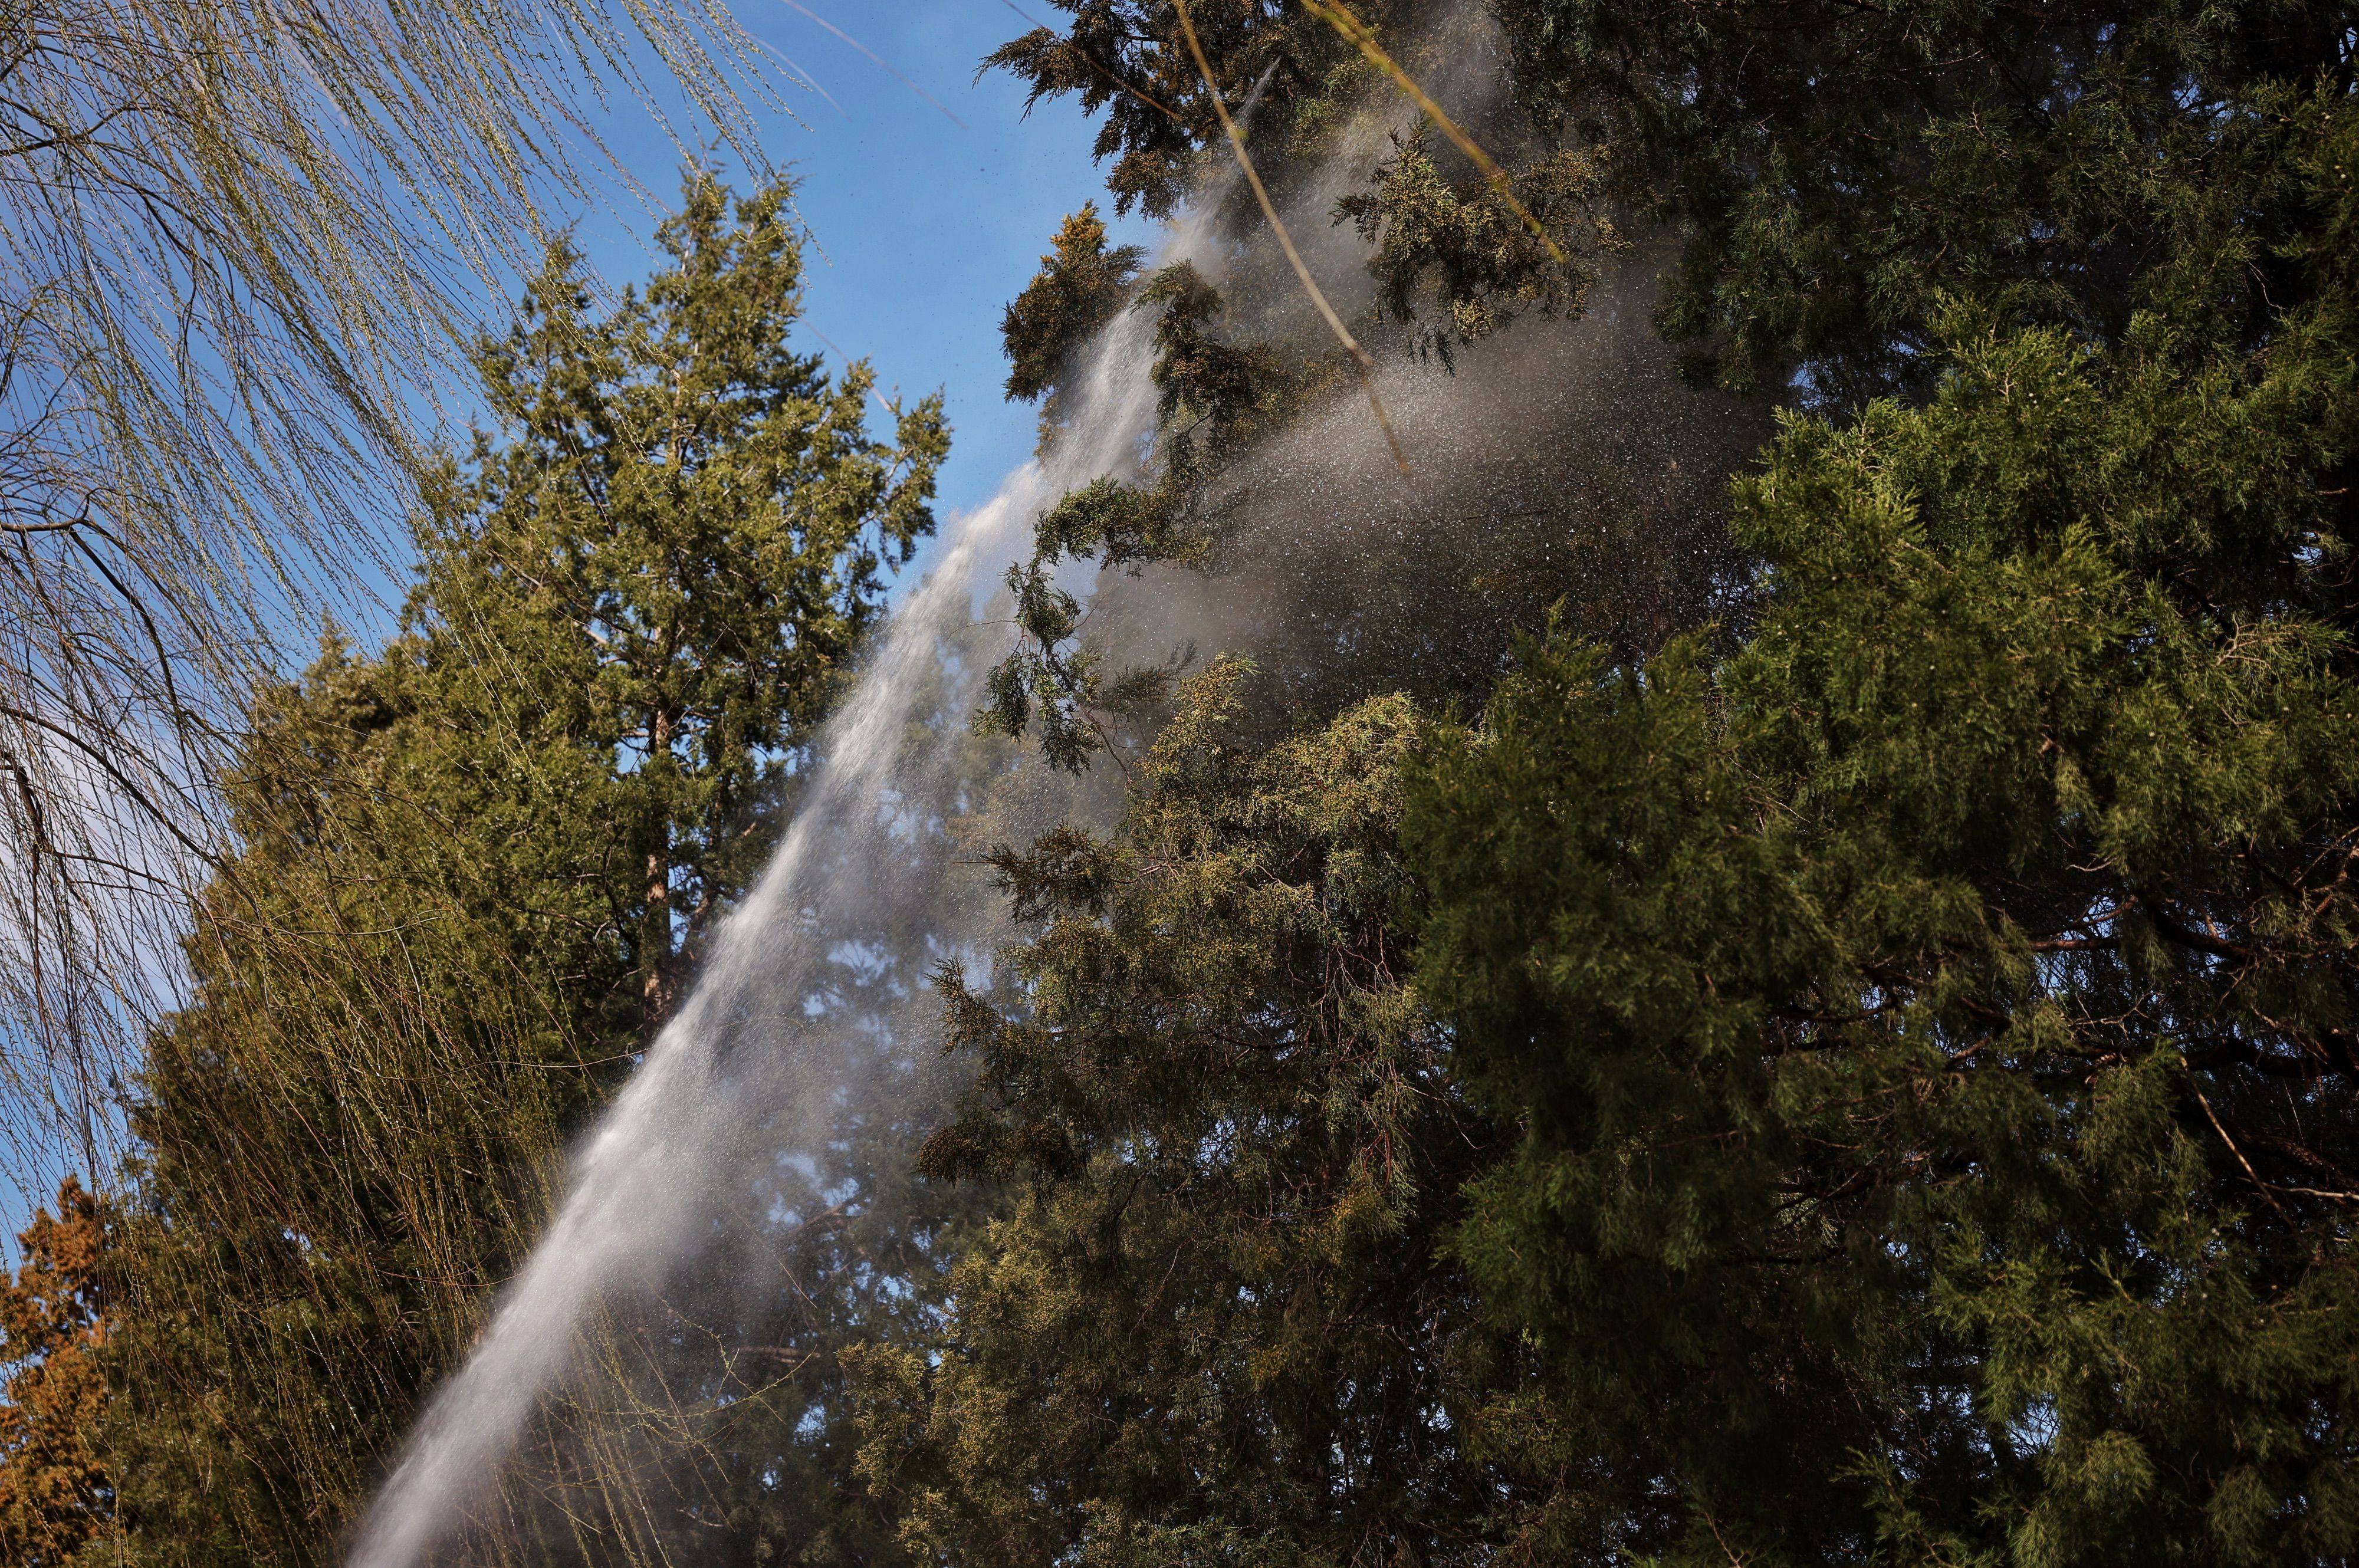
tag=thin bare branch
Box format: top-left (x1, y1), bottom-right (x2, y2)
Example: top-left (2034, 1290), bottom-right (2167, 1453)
top-left (1169, 0), bottom-right (1410, 478)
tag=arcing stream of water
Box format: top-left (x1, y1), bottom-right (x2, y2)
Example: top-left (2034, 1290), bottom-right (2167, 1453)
top-left (347, 216), bottom-right (1203, 1567)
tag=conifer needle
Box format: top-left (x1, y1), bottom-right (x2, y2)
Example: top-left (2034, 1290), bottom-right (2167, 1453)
top-left (998, 0), bottom-right (1185, 124)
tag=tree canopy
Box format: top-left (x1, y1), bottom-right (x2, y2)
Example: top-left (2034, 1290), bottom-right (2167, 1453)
top-left (893, 1), bottom-right (2359, 1564)
top-left (96, 173), bottom-right (946, 1566)
top-left (11, 0), bottom-right (2358, 1563)
top-left (0, 1179), bottom-right (109, 1566)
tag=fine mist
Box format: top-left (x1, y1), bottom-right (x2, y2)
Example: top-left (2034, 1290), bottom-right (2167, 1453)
top-left (346, 15), bottom-right (1762, 1562)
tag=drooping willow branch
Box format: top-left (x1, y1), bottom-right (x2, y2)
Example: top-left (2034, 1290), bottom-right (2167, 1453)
top-left (0, 0), bottom-right (785, 1189)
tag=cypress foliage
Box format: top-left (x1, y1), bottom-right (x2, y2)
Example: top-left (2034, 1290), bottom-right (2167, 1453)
top-left (1399, 6), bottom-right (2359, 1557)
top-left (101, 175), bottom-right (947, 1567)
top-left (9, 0), bottom-right (2350, 1560)
top-left (916, 2), bottom-right (2359, 1564)
top-left (1411, 313), bottom-right (2359, 1562)
top-left (856, 661), bottom-right (1509, 1568)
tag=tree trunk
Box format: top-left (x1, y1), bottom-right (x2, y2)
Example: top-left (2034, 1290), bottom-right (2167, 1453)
top-left (641, 706), bottom-right (676, 1037)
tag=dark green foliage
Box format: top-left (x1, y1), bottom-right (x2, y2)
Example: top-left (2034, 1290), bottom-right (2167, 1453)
top-left (1135, 262), bottom-right (1289, 457)
top-left (857, 662), bottom-right (1511, 1567)
top-left (1385, 19), bottom-right (2359, 1553)
top-left (1494, 0), bottom-right (2359, 403)
top-left (1409, 248), bottom-right (2359, 1568)
top-left (1033, 476), bottom-right (1195, 570)
top-left (102, 175), bottom-right (946, 1567)
top-left (975, 561), bottom-right (1103, 774)
top-left (1338, 132), bottom-right (1614, 366)
top-left (1003, 202), bottom-right (1146, 422)
top-left (996, 3), bottom-right (1602, 359)
top-left (445, 173), bottom-right (946, 1025)
top-left (77, 0), bottom-right (2359, 1559)
top-left (985, 0), bottom-right (1405, 218)
top-left (977, 4), bottom-right (1629, 781)
top-left (976, 264), bottom-right (1291, 773)
top-left (888, 2), bottom-right (2359, 1564)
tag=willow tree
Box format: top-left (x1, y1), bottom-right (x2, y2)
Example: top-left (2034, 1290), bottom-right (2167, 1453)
top-left (0, 0), bottom-right (780, 1184)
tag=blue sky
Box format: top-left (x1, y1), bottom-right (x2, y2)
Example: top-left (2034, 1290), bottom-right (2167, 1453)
top-left (571, 0), bottom-right (1146, 524)
top-left (2, 0), bottom-right (1139, 1261)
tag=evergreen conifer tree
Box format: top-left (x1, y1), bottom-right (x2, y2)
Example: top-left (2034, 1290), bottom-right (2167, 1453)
top-left (53, 1), bottom-right (2359, 1560)
top-left (857, 662), bottom-right (1510, 1568)
top-left (1395, 4), bottom-right (2359, 1559)
top-left (102, 174), bottom-right (948, 1567)
top-left (906, 2), bottom-right (2359, 1563)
